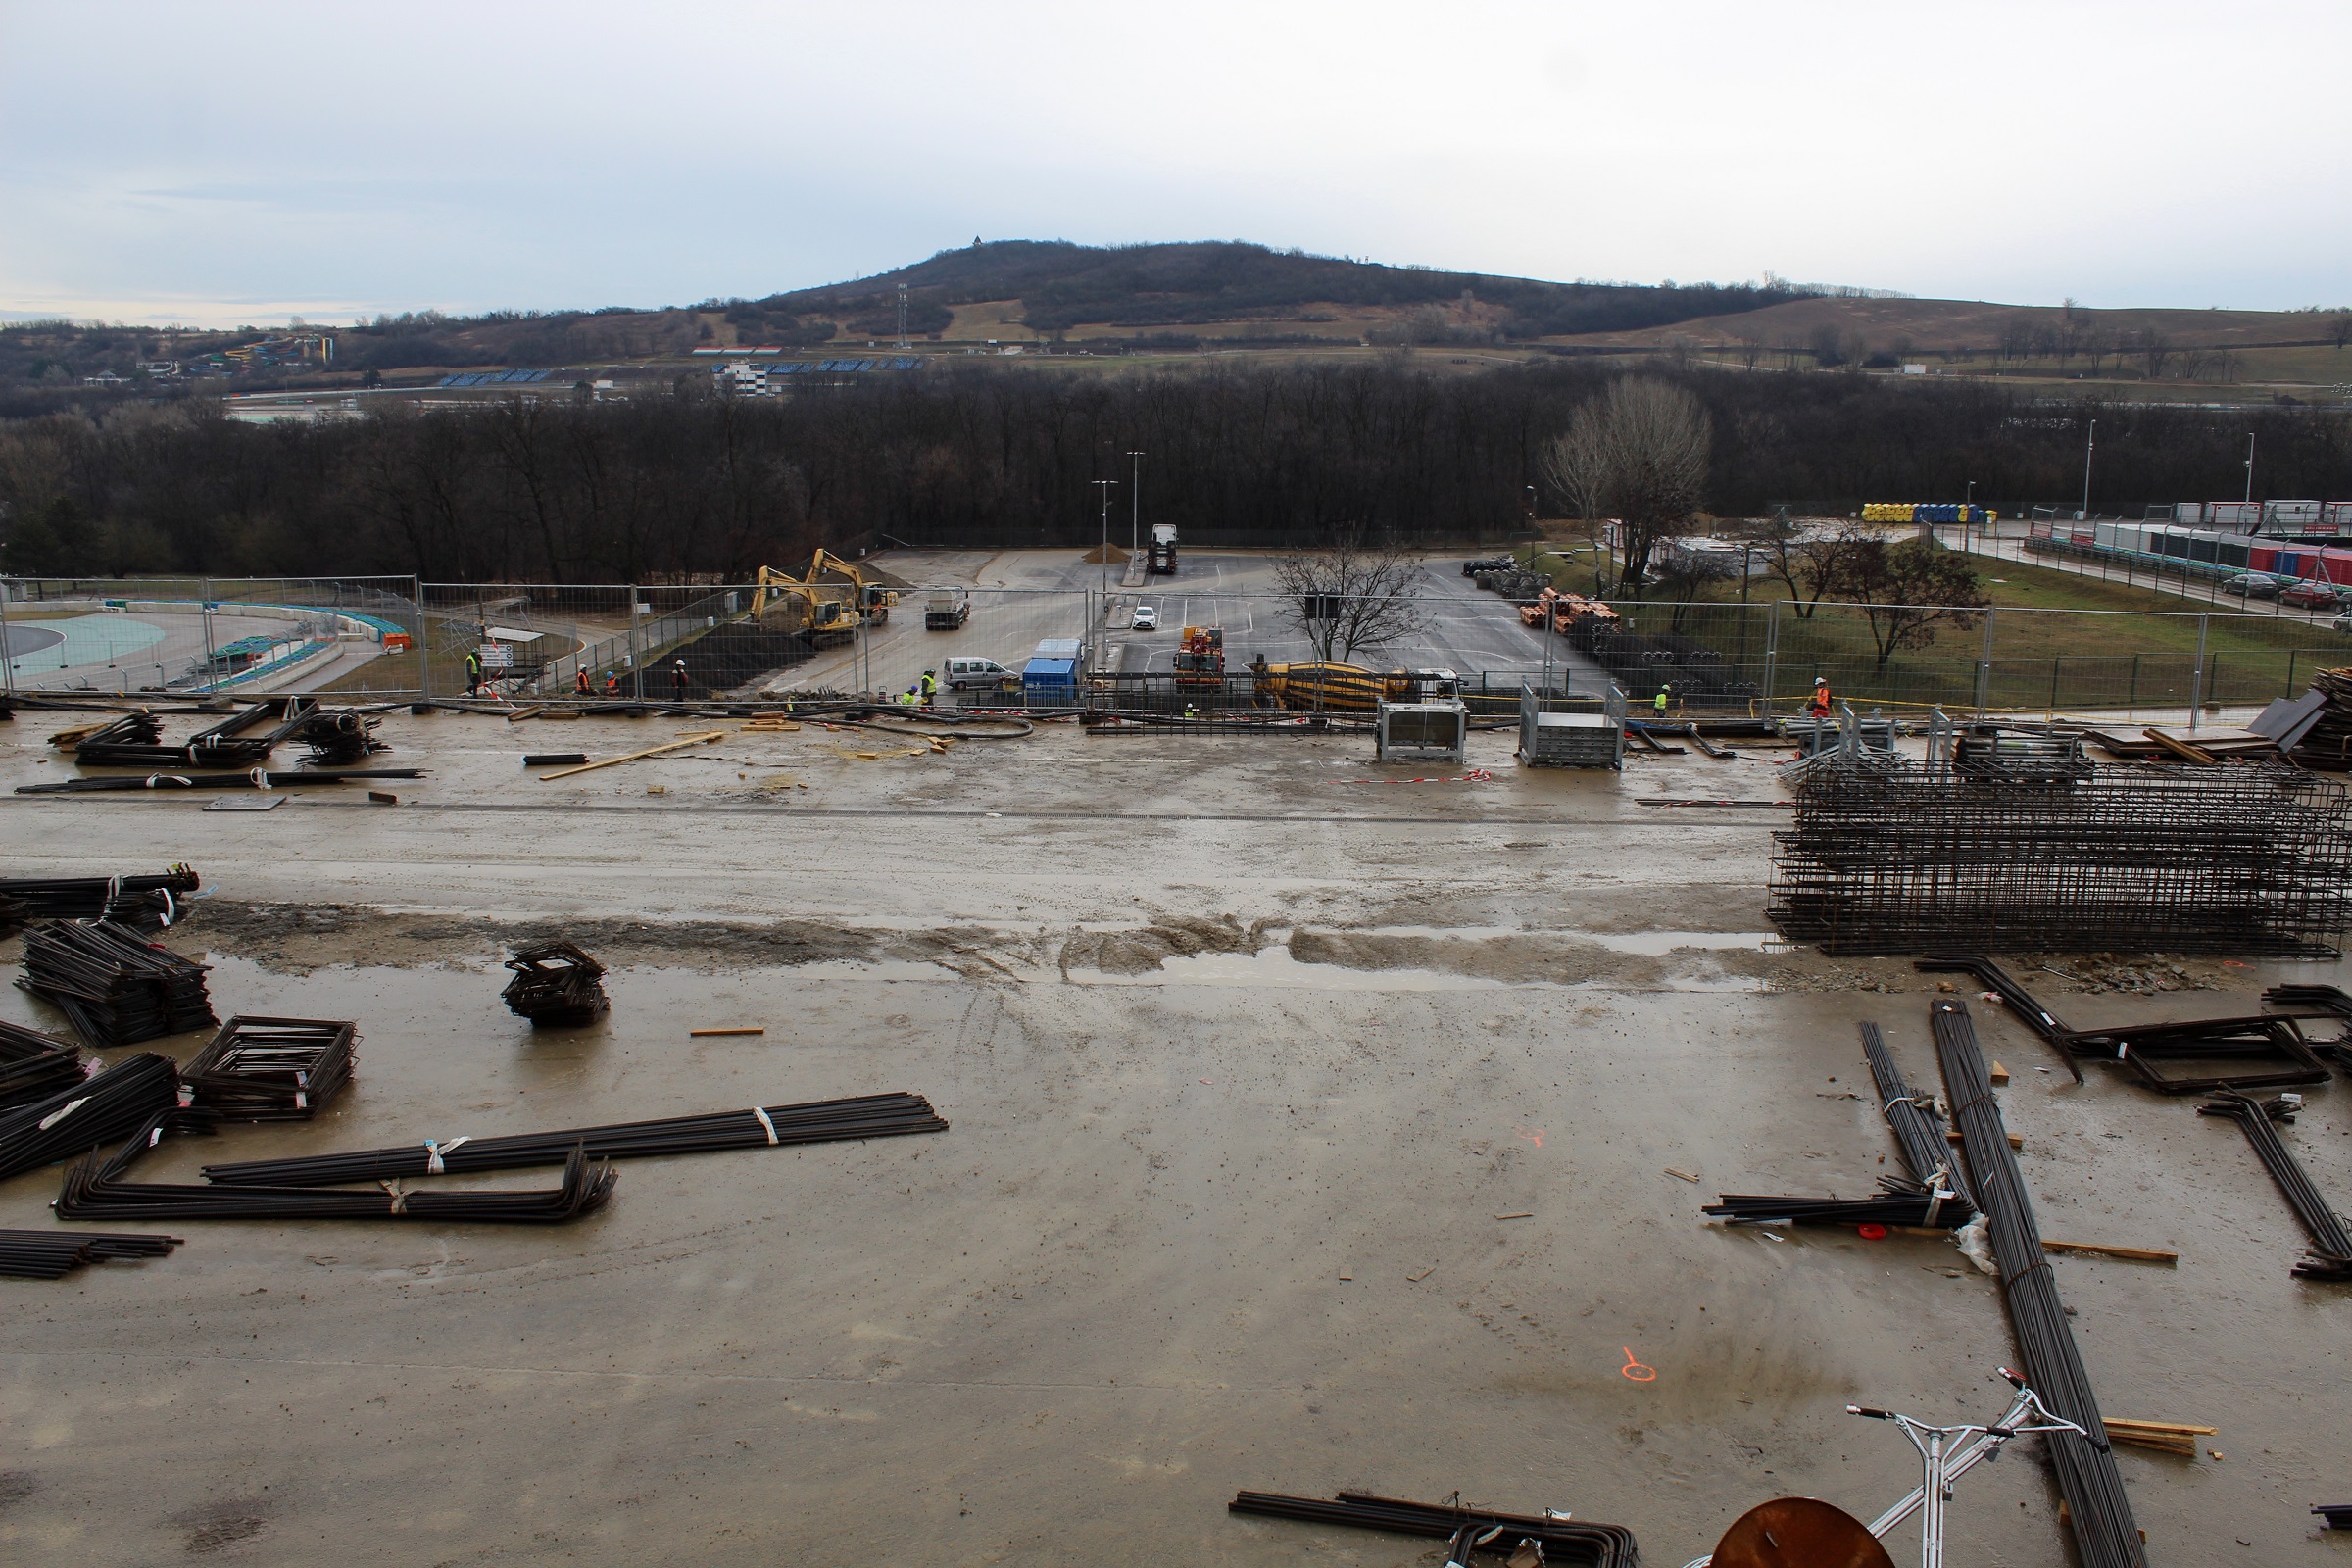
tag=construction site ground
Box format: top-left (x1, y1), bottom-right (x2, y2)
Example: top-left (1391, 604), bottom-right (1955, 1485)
top-left (0, 710), bottom-right (2343, 1564)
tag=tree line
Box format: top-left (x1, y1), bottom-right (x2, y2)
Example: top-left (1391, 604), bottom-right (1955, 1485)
top-left (1, 360), bottom-right (2348, 583)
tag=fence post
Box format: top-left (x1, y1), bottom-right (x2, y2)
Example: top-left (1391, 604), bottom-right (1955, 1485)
top-left (2048, 657), bottom-right (2061, 718)
top-left (2128, 652), bottom-right (2138, 717)
top-left (2188, 613), bottom-right (2209, 732)
top-left (1761, 597), bottom-right (1780, 714)
top-left (415, 578), bottom-right (431, 704)
top-left (1974, 608), bottom-right (1996, 720)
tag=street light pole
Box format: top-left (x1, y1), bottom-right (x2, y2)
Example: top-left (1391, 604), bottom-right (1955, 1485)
top-left (1094, 478), bottom-right (1118, 598)
top-left (1126, 451), bottom-right (1144, 558)
top-left (2080, 419), bottom-right (2096, 520)
top-left (2243, 431), bottom-right (2256, 505)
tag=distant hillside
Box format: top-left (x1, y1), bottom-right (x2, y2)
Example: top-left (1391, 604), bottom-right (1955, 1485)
top-left (742, 239), bottom-right (1812, 341)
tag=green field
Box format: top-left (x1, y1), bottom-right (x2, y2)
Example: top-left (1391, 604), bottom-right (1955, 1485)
top-left (1509, 541), bottom-right (2352, 714)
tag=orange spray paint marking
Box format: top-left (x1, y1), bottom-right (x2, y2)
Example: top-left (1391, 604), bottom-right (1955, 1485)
top-left (1620, 1347), bottom-right (1656, 1383)
top-left (1516, 1128), bottom-right (1545, 1148)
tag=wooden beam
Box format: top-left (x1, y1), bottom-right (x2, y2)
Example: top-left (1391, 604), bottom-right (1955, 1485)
top-left (539, 731), bottom-right (725, 781)
top-left (2041, 1239), bottom-right (2178, 1264)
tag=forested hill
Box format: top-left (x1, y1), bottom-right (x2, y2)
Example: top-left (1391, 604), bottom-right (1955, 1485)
top-left (751, 239), bottom-right (1816, 339)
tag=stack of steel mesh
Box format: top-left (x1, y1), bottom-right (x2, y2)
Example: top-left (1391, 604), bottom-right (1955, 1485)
top-left (1771, 760), bottom-right (2352, 955)
top-left (500, 941), bottom-right (610, 1025)
top-left (19, 921), bottom-right (217, 1046)
top-left (178, 1017), bottom-right (356, 1120)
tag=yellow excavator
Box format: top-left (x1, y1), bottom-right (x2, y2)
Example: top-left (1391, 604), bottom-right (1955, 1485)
top-left (750, 552), bottom-right (901, 647)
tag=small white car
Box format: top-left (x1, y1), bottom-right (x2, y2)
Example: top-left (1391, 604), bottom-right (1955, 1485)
top-left (1131, 605), bottom-right (1158, 631)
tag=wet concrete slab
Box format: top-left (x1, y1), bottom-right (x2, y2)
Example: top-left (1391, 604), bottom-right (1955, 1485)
top-left (0, 712), bottom-right (2343, 1563)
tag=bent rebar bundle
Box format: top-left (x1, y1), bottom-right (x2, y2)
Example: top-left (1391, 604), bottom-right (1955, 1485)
top-left (19, 920), bottom-right (216, 1047)
top-left (1703, 1177), bottom-right (1973, 1228)
top-left (199, 1091), bottom-right (949, 1186)
top-left (58, 1112), bottom-right (616, 1224)
top-left (500, 941), bottom-right (610, 1026)
top-left (0, 1019), bottom-right (91, 1114)
top-left (1932, 999), bottom-right (2144, 1568)
top-left (0, 1053), bottom-right (181, 1183)
top-left (2196, 1092), bottom-right (2352, 1281)
top-left (1770, 760), bottom-right (2352, 956)
top-left (179, 1016), bottom-right (357, 1120)
top-left (17, 767), bottom-right (422, 795)
top-left (0, 1228), bottom-right (181, 1280)
top-left (1229, 1491), bottom-right (1639, 1568)
top-left (0, 864), bottom-right (200, 929)
top-left (1861, 1020), bottom-right (1978, 1207)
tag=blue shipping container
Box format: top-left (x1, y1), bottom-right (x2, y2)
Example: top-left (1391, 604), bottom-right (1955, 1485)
top-left (1022, 657), bottom-right (1077, 701)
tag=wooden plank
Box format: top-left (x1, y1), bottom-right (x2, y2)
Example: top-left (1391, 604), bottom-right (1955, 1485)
top-left (2143, 728), bottom-right (2218, 765)
top-left (2042, 1239), bottom-right (2178, 1264)
top-left (539, 731), bottom-right (725, 781)
top-left (2105, 1417), bottom-right (2217, 1436)
top-left (689, 1026), bottom-right (765, 1037)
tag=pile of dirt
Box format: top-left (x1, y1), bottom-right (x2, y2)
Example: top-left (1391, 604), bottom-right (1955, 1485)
top-left (1079, 543), bottom-right (1130, 564)
top-left (1058, 916), bottom-right (1258, 975)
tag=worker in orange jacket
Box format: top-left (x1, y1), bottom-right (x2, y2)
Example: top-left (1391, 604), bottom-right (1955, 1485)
top-left (1807, 676), bottom-right (1834, 717)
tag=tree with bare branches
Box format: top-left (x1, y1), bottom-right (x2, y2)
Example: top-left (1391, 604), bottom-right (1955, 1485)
top-left (1270, 526), bottom-right (1428, 662)
top-left (1537, 376), bottom-right (1711, 598)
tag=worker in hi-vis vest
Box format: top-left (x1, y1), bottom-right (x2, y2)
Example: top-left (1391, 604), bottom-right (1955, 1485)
top-left (920, 668), bottom-right (938, 704)
top-left (1653, 683), bottom-right (1670, 716)
top-left (1808, 675), bottom-right (1833, 716)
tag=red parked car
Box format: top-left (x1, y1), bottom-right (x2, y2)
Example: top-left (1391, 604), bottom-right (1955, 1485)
top-left (2278, 579), bottom-right (2344, 610)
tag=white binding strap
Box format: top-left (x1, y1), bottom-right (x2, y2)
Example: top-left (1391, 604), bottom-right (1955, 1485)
top-left (751, 1107), bottom-right (779, 1145)
top-left (422, 1134), bottom-right (470, 1174)
top-left (380, 1181), bottom-right (407, 1215)
top-left (37, 1097), bottom-right (88, 1132)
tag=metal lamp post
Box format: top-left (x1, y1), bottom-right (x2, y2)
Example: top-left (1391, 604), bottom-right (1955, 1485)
top-left (2080, 419), bottom-right (2096, 520)
top-left (1094, 478), bottom-right (1118, 599)
top-left (1126, 451), bottom-right (1144, 558)
top-left (2243, 431), bottom-right (2256, 504)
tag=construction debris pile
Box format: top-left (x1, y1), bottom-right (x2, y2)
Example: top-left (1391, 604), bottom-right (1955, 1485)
top-left (20, 921), bottom-right (217, 1046)
top-left (500, 941), bottom-right (611, 1025)
top-left (2249, 666), bottom-right (2352, 770)
top-left (1769, 760), bottom-right (2352, 955)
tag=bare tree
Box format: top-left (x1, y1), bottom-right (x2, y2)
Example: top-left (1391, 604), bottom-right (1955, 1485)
top-left (2329, 311), bottom-right (2352, 352)
top-left (1537, 377), bottom-right (1711, 598)
top-left (1270, 526), bottom-right (1428, 662)
top-left (1846, 538), bottom-right (1991, 670)
top-left (1760, 513), bottom-right (1876, 620)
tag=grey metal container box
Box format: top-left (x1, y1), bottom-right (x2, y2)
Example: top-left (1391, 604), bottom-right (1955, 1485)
top-left (1376, 701), bottom-right (1468, 763)
top-left (1518, 681), bottom-right (1625, 769)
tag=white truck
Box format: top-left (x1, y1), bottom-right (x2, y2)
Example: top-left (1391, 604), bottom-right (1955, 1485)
top-left (924, 589), bottom-right (971, 629)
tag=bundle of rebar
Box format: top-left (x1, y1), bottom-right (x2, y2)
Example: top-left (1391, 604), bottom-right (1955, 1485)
top-left (0, 864), bottom-right (200, 928)
top-left (2316, 1502), bottom-right (2352, 1531)
top-left (0, 1053), bottom-right (182, 1183)
top-left (1915, 954), bottom-right (2081, 1077)
top-left (500, 941), bottom-right (610, 1025)
top-left (58, 1112), bottom-right (616, 1224)
top-left (1860, 1020), bottom-right (1978, 1207)
top-left (2196, 1092), bottom-right (2352, 1282)
top-left (0, 1019), bottom-right (91, 1113)
top-left (1228, 1491), bottom-right (1638, 1568)
top-left (179, 1017), bottom-right (356, 1120)
top-left (2263, 982), bottom-right (2352, 1060)
top-left (19, 920), bottom-right (216, 1046)
top-left (289, 709), bottom-right (388, 765)
top-left (17, 767), bottom-right (423, 795)
top-left (1703, 1176), bottom-right (1973, 1228)
top-left (200, 1091), bottom-right (948, 1185)
top-left (69, 701), bottom-right (320, 769)
top-left (0, 1228), bottom-right (181, 1279)
top-left (1931, 998), bottom-right (2145, 1568)
top-left (1771, 760), bottom-right (2352, 955)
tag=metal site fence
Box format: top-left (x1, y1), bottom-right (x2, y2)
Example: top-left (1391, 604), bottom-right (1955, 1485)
top-left (6, 570), bottom-right (2348, 721)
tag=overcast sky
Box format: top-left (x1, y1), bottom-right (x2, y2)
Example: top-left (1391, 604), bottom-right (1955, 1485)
top-left (3, 1), bottom-right (2345, 326)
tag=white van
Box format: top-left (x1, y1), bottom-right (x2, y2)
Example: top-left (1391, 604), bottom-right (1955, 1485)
top-left (944, 657), bottom-right (1016, 691)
